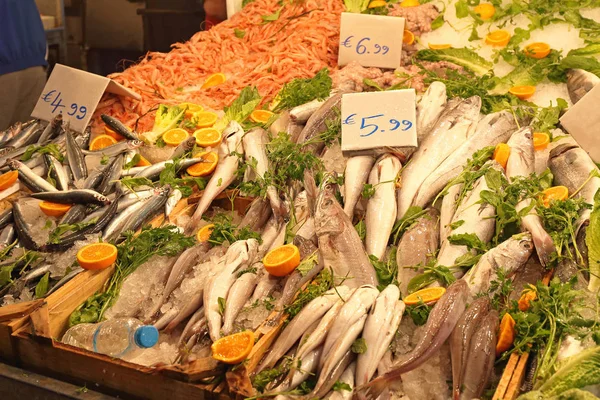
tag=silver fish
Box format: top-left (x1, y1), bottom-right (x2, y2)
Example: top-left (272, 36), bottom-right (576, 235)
top-left (250, 267), bottom-right (279, 303)
top-left (83, 140), bottom-right (143, 157)
top-left (133, 157), bottom-right (202, 181)
top-left (275, 347), bottom-right (323, 393)
top-left (0, 224), bottom-right (15, 249)
top-left (43, 154), bottom-right (69, 191)
top-left (440, 183), bottom-right (463, 241)
top-left (566, 69), bottom-right (600, 105)
top-left (101, 114), bottom-right (139, 141)
top-left (290, 98), bottom-right (326, 123)
top-left (38, 114), bottom-right (63, 144)
top-left (6, 120), bottom-right (43, 148)
top-left (31, 189), bottom-right (109, 205)
top-left (187, 121), bottom-right (245, 232)
top-left (102, 199), bottom-right (149, 242)
top-left (120, 186), bottom-right (170, 234)
top-left (97, 154), bottom-right (124, 195)
top-left (297, 93), bottom-right (342, 154)
top-left (0, 209), bottom-right (12, 230)
top-left (342, 155), bottom-right (375, 219)
top-left (75, 126), bottom-right (91, 150)
top-left (239, 197), bottom-right (272, 232)
top-left (413, 110), bottom-right (518, 209)
top-left (9, 160), bottom-right (57, 193)
top-left (296, 300), bottom-right (345, 361)
top-left (416, 81), bottom-right (447, 143)
top-left (222, 268), bottom-right (259, 335)
top-left (23, 264), bottom-right (51, 282)
top-left (178, 307), bottom-right (205, 346)
top-left (120, 166), bottom-right (147, 177)
top-left (45, 267), bottom-right (84, 296)
top-left (327, 362), bottom-right (355, 400)
top-left (170, 136), bottom-right (196, 160)
top-left (365, 154), bottom-right (401, 260)
top-left (305, 348), bottom-right (354, 400)
top-left (397, 96), bottom-right (481, 219)
top-left (65, 126), bottom-right (88, 182)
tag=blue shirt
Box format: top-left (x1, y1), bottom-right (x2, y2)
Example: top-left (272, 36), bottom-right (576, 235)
top-left (0, 0), bottom-right (48, 75)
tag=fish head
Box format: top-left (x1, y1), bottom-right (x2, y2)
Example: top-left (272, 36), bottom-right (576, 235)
top-left (223, 121), bottom-right (245, 152)
top-left (292, 191), bottom-right (310, 221)
top-left (314, 181), bottom-right (345, 237)
top-left (7, 160), bottom-right (22, 170)
top-left (96, 194), bottom-right (111, 205)
top-left (182, 136), bottom-right (196, 150)
top-left (128, 140), bottom-right (144, 149)
top-left (567, 69), bottom-right (600, 104)
top-left (508, 233), bottom-right (534, 261)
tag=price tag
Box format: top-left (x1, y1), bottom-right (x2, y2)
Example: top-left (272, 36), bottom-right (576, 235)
top-left (341, 89), bottom-right (417, 152)
top-left (31, 64), bottom-right (140, 133)
top-left (338, 12), bottom-right (405, 69)
top-left (559, 84), bottom-right (600, 162)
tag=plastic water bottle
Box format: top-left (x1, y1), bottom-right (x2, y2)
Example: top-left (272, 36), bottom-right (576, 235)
top-left (62, 317), bottom-right (159, 358)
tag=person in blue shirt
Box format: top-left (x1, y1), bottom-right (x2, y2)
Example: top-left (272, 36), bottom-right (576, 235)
top-left (0, 0), bottom-right (48, 131)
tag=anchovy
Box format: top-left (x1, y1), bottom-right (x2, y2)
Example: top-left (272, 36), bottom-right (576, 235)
top-left (65, 127), bottom-right (88, 182)
top-left (102, 200), bottom-right (149, 242)
top-left (0, 209), bottom-right (13, 230)
top-left (38, 114), bottom-right (63, 144)
top-left (85, 190), bottom-right (154, 222)
top-left (12, 201), bottom-right (39, 250)
top-left (566, 69), bottom-right (600, 105)
top-left (0, 147), bottom-right (27, 170)
top-left (31, 189), bottom-right (110, 205)
top-left (343, 155), bottom-right (375, 219)
top-left (0, 224), bottom-right (15, 249)
top-left (59, 205), bottom-right (87, 225)
top-left (101, 114), bottom-right (139, 140)
top-left (43, 154), bottom-right (69, 191)
top-left (120, 166), bottom-right (147, 177)
top-left (133, 157), bottom-right (202, 181)
top-left (9, 160), bottom-right (57, 193)
top-left (297, 93), bottom-right (342, 154)
top-left (82, 140), bottom-right (143, 157)
top-left (23, 264), bottom-right (51, 282)
top-left (170, 136), bottom-right (196, 160)
top-left (75, 126), bottom-right (91, 150)
top-left (6, 120), bottom-right (43, 148)
top-left (119, 186), bottom-right (170, 234)
top-left (417, 81), bottom-right (447, 143)
top-left (97, 154), bottom-right (124, 195)
top-left (45, 267), bottom-right (84, 296)
top-left (290, 98), bottom-right (327, 123)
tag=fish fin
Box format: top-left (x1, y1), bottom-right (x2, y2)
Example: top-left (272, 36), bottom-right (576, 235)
top-left (303, 170), bottom-right (318, 216)
top-left (353, 376), bottom-right (388, 400)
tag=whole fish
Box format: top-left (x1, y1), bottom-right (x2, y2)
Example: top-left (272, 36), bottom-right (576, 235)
top-left (0, 209), bottom-right (13, 230)
top-left (222, 268), bottom-right (259, 335)
top-left (45, 267), bottom-right (84, 296)
top-left (204, 239), bottom-right (258, 341)
top-left (413, 111), bottom-right (518, 209)
top-left (416, 81), bottom-right (447, 143)
top-left (397, 96), bottom-right (481, 219)
top-left (274, 253), bottom-right (323, 315)
top-left (354, 280), bottom-right (469, 399)
top-left (102, 199), bottom-right (149, 242)
top-left (365, 154), bottom-right (401, 260)
top-left (506, 127), bottom-right (555, 266)
top-left (0, 224), bottom-right (15, 249)
top-left (133, 157), bottom-right (202, 181)
top-left (65, 127), bottom-right (88, 182)
top-left (296, 300), bottom-right (345, 361)
top-left (59, 205), bottom-right (87, 225)
top-left (170, 136), bottom-right (196, 160)
top-left (440, 183), bottom-right (463, 242)
top-left (460, 310), bottom-right (499, 400)
top-left (305, 349), bottom-right (354, 400)
top-left (6, 120), bottom-right (43, 148)
top-left (178, 307), bottom-right (205, 346)
top-left (275, 347), bottom-right (323, 393)
top-left (165, 188), bottom-right (182, 219)
top-left (327, 362), bottom-right (355, 400)
top-left (75, 126), bottom-right (91, 150)
top-left (84, 190), bottom-right (154, 222)
top-left (258, 216), bottom-right (285, 257)
top-left (356, 285), bottom-right (405, 386)
top-left (463, 233), bottom-right (533, 299)
top-left (250, 267), bottom-right (279, 303)
top-left (38, 114), bottom-right (63, 144)
top-left (239, 197), bottom-right (272, 232)
top-left (297, 93), bottom-right (342, 154)
top-left (187, 121), bottom-right (245, 232)
top-left (120, 186), bottom-right (170, 234)
top-left (12, 201), bottom-right (39, 250)
top-left (83, 140), bottom-right (143, 157)
top-left (290, 98), bottom-right (326, 123)
top-left (314, 178), bottom-right (378, 287)
top-left (449, 296), bottom-right (491, 400)
top-left (342, 155), bottom-right (375, 219)
top-left (566, 69), bottom-right (600, 105)
top-left (101, 114), bottom-right (139, 141)
top-left (23, 264), bottom-right (51, 282)
top-left (97, 154), bottom-right (124, 195)
top-left (397, 208), bottom-right (440, 297)
top-left (9, 160), bottom-right (57, 193)
top-left (31, 189), bottom-right (109, 205)
top-left (43, 154), bottom-right (69, 191)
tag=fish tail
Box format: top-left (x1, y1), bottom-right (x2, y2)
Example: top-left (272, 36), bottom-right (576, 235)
top-left (353, 376), bottom-right (388, 400)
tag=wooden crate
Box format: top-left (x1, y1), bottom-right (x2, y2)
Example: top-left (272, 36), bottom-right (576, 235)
top-left (0, 300), bottom-right (44, 362)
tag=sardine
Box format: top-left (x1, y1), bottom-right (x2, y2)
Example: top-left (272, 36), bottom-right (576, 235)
top-left (0, 209), bottom-right (13, 230)
top-left (31, 189), bottom-right (109, 205)
top-left (397, 96), bottom-right (481, 219)
top-left (0, 224), bottom-right (15, 249)
top-left (84, 190), bottom-right (154, 222)
top-left (38, 114), bottom-right (63, 144)
top-left (449, 296), bottom-right (490, 400)
top-left (101, 114), bottom-right (139, 141)
top-left (65, 127), bottom-right (88, 182)
top-left (12, 201), bottom-right (39, 250)
top-left (416, 81), bottom-right (447, 143)
top-left (83, 140), bottom-right (143, 157)
top-left (42, 154), bottom-right (69, 191)
top-left (297, 93), bottom-right (342, 154)
top-left (355, 280), bottom-right (469, 399)
top-left (413, 111), bottom-right (518, 209)
top-left (120, 186), bottom-right (170, 234)
top-left (566, 69), bottom-right (600, 105)
top-left (187, 121), bottom-right (245, 232)
top-left (342, 155), bottom-right (375, 219)
top-left (365, 154), bottom-right (401, 260)
top-left (170, 136), bottom-right (196, 160)
top-left (290, 98), bottom-right (326, 123)
top-left (59, 205), bottom-right (87, 225)
top-left (9, 160), bottom-right (57, 193)
top-left (222, 268), bottom-right (259, 335)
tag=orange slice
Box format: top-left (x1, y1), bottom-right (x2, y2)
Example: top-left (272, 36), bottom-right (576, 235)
top-left (104, 125), bottom-right (126, 141)
top-left (493, 143), bottom-right (511, 169)
top-left (368, 0), bottom-right (387, 8)
top-left (404, 287), bottom-right (446, 306)
top-left (196, 224), bottom-right (215, 242)
top-left (403, 30), bottom-right (415, 45)
top-left (180, 103), bottom-right (204, 119)
top-left (250, 110), bottom-right (275, 124)
top-left (90, 134), bottom-right (118, 151)
top-left (201, 73), bottom-right (226, 89)
top-left (485, 30), bottom-right (511, 47)
top-left (187, 152), bottom-right (219, 177)
top-left (533, 132), bottom-right (550, 151)
top-left (263, 244), bottom-right (301, 277)
top-left (474, 3), bottom-right (495, 20)
top-left (193, 128), bottom-right (222, 147)
top-left (518, 286), bottom-right (537, 311)
top-left (39, 201), bottom-right (72, 217)
top-left (211, 331), bottom-right (254, 364)
top-left (400, 0), bottom-right (419, 6)
top-left (496, 313), bottom-right (516, 357)
top-left (541, 186), bottom-right (568, 207)
top-left (524, 42), bottom-right (550, 59)
top-left (136, 155), bottom-right (152, 167)
top-left (428, 43), bottom-right (452, 50)
top-left (77, 243), bottom-right (118, 270)
top-left (195, 112), bottom-right (219, 128)
top-left (0, 170), bottom-right (18, 191)
top-left (162, 128), bottom-right (189, 146)
top-left (509, 85), bottom-right (535, 100)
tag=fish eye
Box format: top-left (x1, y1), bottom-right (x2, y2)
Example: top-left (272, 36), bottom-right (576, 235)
top-left (324, 199), bottom-right (333, 207)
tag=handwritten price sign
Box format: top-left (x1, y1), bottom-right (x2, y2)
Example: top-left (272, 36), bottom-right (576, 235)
top-left (341, 90), bottom-right (417, 152)
top-left (338, 13), bottom-right (405, 69)
top-left (40, 90), bottom-right (88, 120)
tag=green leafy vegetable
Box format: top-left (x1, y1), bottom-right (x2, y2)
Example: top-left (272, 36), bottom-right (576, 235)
top-left (369, 249), bottom-right (398, 291)
top-left (537, 346), bottom-right (600, 396)
top-left (218, 297), bottom-right (226, 315)
top-left (0, 250), bottom-right (39, 289)
top-left (405, 299), bottom-right (432, 326)
top-left (297, 252), bottom-right (318, 277)
top-left (208, 213), bottom-right (262, 246)
top-left (354, 219), bottom-right (366, 241)
top-left (274, 68), bottom-right (332, 112)
top-left (416, 48), bottom-right (493, 75)
top-left (362, 183), bottom-right (376, 199)
top-left (123, 154), bottom-right (141, 170)
top-left (351, 338), bottom-right (367, 354)
top-left (490, 50), bottom-right (563, 95)
top-left (284, 269), bottom-right (333, 319)
top-left (343, 0), bottom-right (370, 13)
top-left (119, 176), bottom-right (154, 192)
top-left (587, 190), bottom-right (600, 292)
top-left (34, 272), bottom-right (50, 298)
top-left (158, 160), bottom-right (207, 197)
top-left (49, 221), bottom-right (96, 244)
top-left (531, 99), bottom-right (569, 134)
top-left (431, 14), bottom-right (445, 30)
top-left (234, 28), bottom-right (246, 38)
top-left (391, 206), bottom-right (427, 244)
top-left (224, 86), bottom-right (262, 124)
top-left (261, 7), bottom-right (282, 23)
top-left (332, 381), bottom-right (352, 392)
top-left (22, 143), bottom-right (64, 162)
top-left (100, 154), bottom-right (110, 165)
top-left (146, 104), bottom-right (186, 144)
top-left (252, 360), bottom-right (291, 392)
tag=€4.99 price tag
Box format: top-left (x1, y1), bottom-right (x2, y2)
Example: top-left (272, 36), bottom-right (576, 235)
top-left (338, 12), bottom-right (405, 69)
top-left (341, 90), bottom-right (417, 152)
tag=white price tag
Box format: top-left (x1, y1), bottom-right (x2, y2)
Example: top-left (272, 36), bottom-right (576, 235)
top-left (338, 12), bottom-right (405, 69)
top-left (31, 64), bottom-right (140, 133)
top-left (341, 89), bottom-right (417, 152)
top-left (560, 84), bottom-right (600, 162)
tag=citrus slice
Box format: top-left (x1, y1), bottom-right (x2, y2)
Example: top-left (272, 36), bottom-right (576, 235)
top-left (77, 243), bottom-right (118, 270)
top-left (518, 286), bottom-right (537, 311)
top-left (509, 85), bottom-right (535, 100)
top-left (474, 3), bottom-right (495, 20)
top-left (196, 223), bottom-right (215, 242)
top-left (187, 152), bottom-right (219, 177)
top-left (485, 30), bottom-right (511, 47)
top-left (136, 155), bottom-right (152, 167)
top-left (368, 0), bottom-right (387, 8)
top-left (400, 0), bottom-right (419, 6)
top-left (90, 134), bottom-right (118, 151)
top-left (0, 170), bottom-right (18, 191)
top-left (493, 143), bottom-right (511, 169)
top-left (211, 331), bottom-right (254, 364)
top-left (404, 287), bottom-right (446, 306)
top-left (403, 30), bottom-right (415, 45)
top-left (428, 43), bottom-right (452, 50)
top-left (541, 186), bottom-right (569, 207)
top-left (104, 125), bottom-right (125, 141)
top-left (524, 42), bottom-right (550, 59)
top-left (162, 128), bottom-right (189, 146)
top-left (250, 110), bottom-right (275, 124)
top-left (180, 103), bottom-right (204, 119)
top-left (193, 128), bottom-right (222, 147)
top-left (263, 244), bottom-right (301, 277)
top-left (39, 201), bottom-right (72, 217)
top-left (496, 313), bottom-right (516, 356)
top-left (201, 73), bottom-right (226, 89)
top-left (195, 112), bottom-right (219, 128)
top-left (533, 132), bottom-right (550, 151)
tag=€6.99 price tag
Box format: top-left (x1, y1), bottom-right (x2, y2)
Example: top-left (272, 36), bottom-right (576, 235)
top-left (338, 12), bottom-right (405, 69)
top-left (341, 89), bottom-right (417, 152)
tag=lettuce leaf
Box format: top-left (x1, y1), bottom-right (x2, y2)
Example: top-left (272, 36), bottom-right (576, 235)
top-left (538, 346), bottom-right (600, 397)
top-left (416, 48), bottom-right (493, 75)
top-left (587, 189), bottom-right (600, 292)
top-left (145, 104), bottom-right (186, 144)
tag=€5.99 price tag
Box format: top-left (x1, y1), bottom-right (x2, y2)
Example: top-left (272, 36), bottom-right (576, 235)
top-left (341, 90), bottom-right (417, 152)
top-left (338, 13), bottom-right (405, 69)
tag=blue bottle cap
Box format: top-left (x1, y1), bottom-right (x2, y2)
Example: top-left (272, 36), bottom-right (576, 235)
top-left (134, 326), bottom-right (159, 349)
